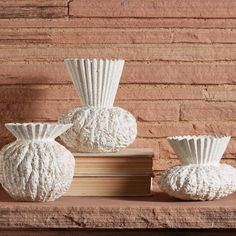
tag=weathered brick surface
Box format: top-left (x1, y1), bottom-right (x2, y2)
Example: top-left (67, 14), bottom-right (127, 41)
top-left (0, 1), bottom-right (68, 7)
top-left (205, 85), bottom-right (236, 101)
top-left (70, 0), bottom-right (236, 18)
top-left (138, 122), bottom-right (195, 138)
top-left (0, 101), bottom-right (178, 123)
top-left (153, 158), bottom-right (180, 171)
top-left (2, 63), bottom-right (236, 85)
top-left (0, 84), bottom-right (203, 102)
top-left (181, 102), bottom-right (236, 121)
top-left (2, 44), bottom-right (236, 62)
top-left (192, 122), bottom-right (236, 136)
top-left (118, 102), bottom-right (180, 121)
top-left (0, 0), bottom-right (235, 173)
top-left (130, 138), bottom-right (159, 159)
top-left (2, 18), bottom-right (236, 29)
top-left (118, 85), bottom-right (205, 100)
top-left (174, 29), bottom-right (236, 44)
top-left (0, 0), bottom-right (68, 18)
top-left (0, 29), bottom-right (173, 45)
top-left (3, 28), bottom-right (236, 45)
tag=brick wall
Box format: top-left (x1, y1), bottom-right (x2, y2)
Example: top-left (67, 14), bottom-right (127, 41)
top-left (0, 0), bottom-right (236, 174)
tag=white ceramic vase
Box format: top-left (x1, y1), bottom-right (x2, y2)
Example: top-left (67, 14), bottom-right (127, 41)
top-left (59, 58), bottom-right (137, 153)
top-left (159, 135), bottom-right (236, 201)
top-left (0, 123), bottom-right (75, 202)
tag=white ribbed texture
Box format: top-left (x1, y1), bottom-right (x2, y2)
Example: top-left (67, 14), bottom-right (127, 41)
top-left (167, 135), bottom-right (230, 165)
top-left (65, 58), bottom-right (124, 108)
top-left (0, 123), bottom-right (75, 202)
top-left (159, 135), bottom-right (236, 201)
top-left (5, 123), bottom-right (73, 141)
top-left (61, 58), bottom-right (137, 153)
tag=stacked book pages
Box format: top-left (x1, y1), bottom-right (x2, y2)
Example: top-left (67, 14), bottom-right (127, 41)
top-left (65, 148), bottom-right (154, 196)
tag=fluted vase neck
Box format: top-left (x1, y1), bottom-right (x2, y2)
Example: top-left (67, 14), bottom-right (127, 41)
top-left (65, 58), bottom-right (124, 108)
top-left (5, 123), bottom-right (73, 141)
top-left (167, 135), bottom-right (231, 165)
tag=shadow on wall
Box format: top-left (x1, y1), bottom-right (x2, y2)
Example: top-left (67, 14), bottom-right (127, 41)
top-left (0, 85), bottom-right (62, 148)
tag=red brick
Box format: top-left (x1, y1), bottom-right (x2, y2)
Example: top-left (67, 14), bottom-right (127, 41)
top-left (0, 125), bottom-right (12, 138)
top-left (174, 29), bottom-right (236, 44)
top-left (0, 1), bottom-right (68, 7)
top-left (5, 28), bottom-right (236, 45)
top-left (118, 85), bottom-right (204, 100)
top-left (2, 44), bottom-right (236, 62)
top-left (0, 101), bottom-right (78, 122)
top-left (153, 158), bottom-right (180, 171)
top-left (0, 85), bottom-right (77, 102)
top-left (205, 85), bottom-right (236, 101)
top-left (138, 122), bottom-right (195, 138)
top-left (0, 28), bottom-right (173, 45)
top-left (221, 159), bottom-right (236, 168)
top-left (70, 0), bottom-right (236, 18)
top-left (193, 121), bottom-right (236, 137)
top-left (124, 63), bottom-right (236, 84)
top-left (0, 137), bottom-right (15, 149)
top-left (0, 84), bottom-right (205, 102)
top-left (0, 64), bottom-right (70, 85)
top-left (224, 139), bottom-right (236, 159)
top-left (0, 85), bottom-right (172, 103)
top-left (2, 18), bottom-right (236, 29)
top-left (159, 139), bottom-right (176, 160)
top-left (118, 102), bottom-right (179, 122)
top-left (0, 0), bottom-right (68, 18)
top-left (0, 101), bottom-right (178, 123)
top-left (130, 138), bottom-right (159, 158)
top-left (2, 63), bottom-right (236, 85)
top-left (181, 102), bottom-right (236, 121)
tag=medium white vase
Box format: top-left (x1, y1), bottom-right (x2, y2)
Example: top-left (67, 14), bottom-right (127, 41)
top-left (159, 135), bottom-right (236, 201)
top-left (59, 58), bottom-right (137, 153)
top-left (0, 123), bottom-right (75, 202)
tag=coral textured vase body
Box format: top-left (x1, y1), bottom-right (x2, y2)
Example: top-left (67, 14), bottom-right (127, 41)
top-left (0, 123), bottom-right (75, 202)
top-left (159, 135), bottom-right (236, 201)
top-left (59, 58), bottom-right (137, 153)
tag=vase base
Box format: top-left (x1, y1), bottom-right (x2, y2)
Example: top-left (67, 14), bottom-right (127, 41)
top-left (59, 106), bottom-right (137, 153)
top-left (159, 163), bottom-right (236, 201)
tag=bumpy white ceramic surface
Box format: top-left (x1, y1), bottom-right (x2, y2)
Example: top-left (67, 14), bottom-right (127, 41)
top-left (65, 58), bottom-right (124, 107)
top-left (0, 123), bottom-right (75, 202)
top-left (160, 164), bottom-right (236, 201)
top-left (60, 58), bottom-right (137, 153)
top-left (159, 135), bottom-right (236, 201)
top-left (59, 107), bottom-right (137, 153)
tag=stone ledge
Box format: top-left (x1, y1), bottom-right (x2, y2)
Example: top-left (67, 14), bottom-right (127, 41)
top-left (0, 187), bottom-right (235, 229)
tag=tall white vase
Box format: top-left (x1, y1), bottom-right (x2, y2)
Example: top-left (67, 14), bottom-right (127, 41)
top-left (159, 135), bottom-right (236, 201)
top-left (0, 123), bottom-right (75, 202)
top-left (59, 58), bottom-right (137, 153)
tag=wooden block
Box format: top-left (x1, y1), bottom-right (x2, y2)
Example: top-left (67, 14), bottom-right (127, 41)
top-left (64, 176), bottom-right (152, 197)
top-left (73, 148), bottom-right (154, 176)
top-left (73, 148), bottom-right (154, 158)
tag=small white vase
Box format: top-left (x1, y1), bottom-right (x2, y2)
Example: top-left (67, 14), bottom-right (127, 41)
top-left (159, 135), bottom-right (236, 201)
top-left (59, 58), bottom-right (137, 153)
top-left (0, 123), bottom-right (75, 202)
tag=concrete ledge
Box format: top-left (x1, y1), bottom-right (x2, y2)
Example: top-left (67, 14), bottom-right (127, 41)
top-left (0, 187), bottom-right (235, 229)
